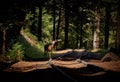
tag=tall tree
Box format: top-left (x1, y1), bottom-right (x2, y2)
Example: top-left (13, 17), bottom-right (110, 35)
top-left (53, 0), bottom-right (56, 40)
top-left (75, 0), bottom-right (80, 48)
top-left (115, 0), bottom-right (120, 55)
top-left (64, 0), bottom-right (69, 49)
top-left (38, 0), bottom-right (43, 41)
top-left (104, 3), bottom-right (111, 49)
top-left (93, 1), bottom-right (100, 49)
top-left (2, 29), bottom-right (6, 55)
top-left (56, 0), bottom-right (62, 40)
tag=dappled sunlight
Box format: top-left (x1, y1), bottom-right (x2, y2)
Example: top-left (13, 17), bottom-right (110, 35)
top-left (19, 28), bottom-right (46, 60)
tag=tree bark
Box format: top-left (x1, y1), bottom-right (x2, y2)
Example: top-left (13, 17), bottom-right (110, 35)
top-left (2, 30), bottom-right (6, 55)
top-left (115, 1), bottom-right (120, 56)
top-left (93, 4), bottom-right (100, 49)
top-left (53, 0), bottom-right (56, 40)
top-left (38, 0), bottom-right (43, 41)
top-left (56, 0), bottom-right (62, 40)
top-left (104, 4), bottom-right (111, 49)
top-left (64, 0), bottom-right (69, 49)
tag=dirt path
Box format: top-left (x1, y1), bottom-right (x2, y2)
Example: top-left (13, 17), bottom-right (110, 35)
top-left (0, 67), bottom-right (120, 82)
top-left (0, 49), bottom-right (120, 82)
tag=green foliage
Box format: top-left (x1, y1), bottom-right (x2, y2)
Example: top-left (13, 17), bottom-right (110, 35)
top-left (24, 28), bottom-right (38, 41)
top-left (24, 7), bottom-right (53, 44)
top-left (6, 43), bottom-right (24, 63)
top-left (1, 0), bottom-right (119, 62)
top-left (19, 28), bottom-right (48, 60)
top-left (25, 11), bottom-right (35, 26)
top-left (42, 8), bottom-right (53, 42)
top-left (99, 48), bottom-right (110, 57)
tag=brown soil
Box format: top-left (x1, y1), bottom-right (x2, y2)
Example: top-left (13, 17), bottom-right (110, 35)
top-left (0, 67), bottom-right (120, 82)
top-left (0, 49), bottom-right (120, 82)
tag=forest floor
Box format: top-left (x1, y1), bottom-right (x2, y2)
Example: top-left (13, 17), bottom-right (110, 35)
top-left (0, 49), bottom-right (120, 82)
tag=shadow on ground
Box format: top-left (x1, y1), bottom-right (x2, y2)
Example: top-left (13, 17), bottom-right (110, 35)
top-left (0, 68), bottom-right (120, 82)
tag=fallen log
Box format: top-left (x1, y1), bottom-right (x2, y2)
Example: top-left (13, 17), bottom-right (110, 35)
top-left (2, 49), bottom-right (120, 77)
top-left (3, 60), bottom-right (87, 72)
top-left (87, 61), bottom-right (120, 72)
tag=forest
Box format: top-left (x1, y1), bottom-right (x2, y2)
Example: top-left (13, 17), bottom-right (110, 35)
top-left (0, 0), bottom-right (120, 81)
top-left (0, 0), bottom-right (120, 62)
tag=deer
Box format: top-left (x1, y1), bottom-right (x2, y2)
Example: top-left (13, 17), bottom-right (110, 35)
top-left (44, 39), bottom-right (61, 61)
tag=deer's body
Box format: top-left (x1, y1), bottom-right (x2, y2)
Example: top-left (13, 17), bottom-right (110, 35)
top-left (44, 39), bottom-right (61, 60)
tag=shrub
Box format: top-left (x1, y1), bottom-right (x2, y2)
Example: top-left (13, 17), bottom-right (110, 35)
top-left (6, 43), bottom-right (24, 63)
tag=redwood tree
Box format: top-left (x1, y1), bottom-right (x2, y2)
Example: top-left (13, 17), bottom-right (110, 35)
top-left (115, 1), bottom-right (120, 55)
top-left (64, 0), bottom-right (69, 49)
top-left (93, 2), bottom-right (100, 49)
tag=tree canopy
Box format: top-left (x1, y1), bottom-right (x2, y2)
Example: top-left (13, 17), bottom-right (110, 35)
top-left (0, 0), bottom-right (120, 62)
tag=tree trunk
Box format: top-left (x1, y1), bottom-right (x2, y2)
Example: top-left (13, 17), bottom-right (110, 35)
top-left (64, 0), bottom-right (69, 49)
top-left (0, 31), bottom-right (2, 54)
top-left (93, 5), bottom-right (100, 49)
top-left (75, 0), bottom-right (80, 49)
top-left (104, 4), bottom-right (111, 49)
top-left (115, 1), bottom-right (120, 56)
top-left (2, 30), bottom-right (6, 55)
top-left (56, 0), bottom-right (62, 40)
top-left (53, 0), bottom-right (56, 40)
top-left (38, 0), bottom-right (43, 41)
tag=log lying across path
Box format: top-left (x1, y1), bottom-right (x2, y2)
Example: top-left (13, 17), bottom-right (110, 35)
top-left (3, 49), bottom-right (120, 76)
top-left (3, 59), bottom-right (120, 76)
top-left (3, 60), bottom-right (87, 72)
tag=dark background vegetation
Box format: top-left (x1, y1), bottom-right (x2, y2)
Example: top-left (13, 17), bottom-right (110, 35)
top-left (0, 0), bottom-right (120, 62)
top-left (0, 0), bottom-right (120, 81)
